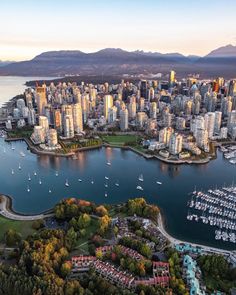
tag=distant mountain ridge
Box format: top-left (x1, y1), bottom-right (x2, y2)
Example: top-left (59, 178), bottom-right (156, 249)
top-left (0, 45), bottom-right (236, 78)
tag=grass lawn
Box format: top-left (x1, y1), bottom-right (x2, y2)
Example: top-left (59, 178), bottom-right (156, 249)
top-left (75, 218), bottom-right (99, 252)
top-left (0, 216), bottom-right (35, 242)
top-left (101, 135), bottom-right (139, 146)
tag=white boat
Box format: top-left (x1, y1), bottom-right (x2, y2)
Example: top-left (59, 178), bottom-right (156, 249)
top-left (115, 181), bottom-right (119, 187)
top-left (104, 182), bottom-right (108, 188)
top-left (78, 178), bottom-right (82, 182)
top-left (55, 171), bottom-right (59, 177)
top-left (136, 186), bottom-right (144, 191)
top-left (65, 179), bottom-right (69, 187)
top-left (3, 148), bottom-right (6, 153)
top-left (39, 179), bottom-right (42, 185)
top-left (11, 169), bottom-right (14, 175)
top-left (11, 147), bottom-right (15, 150)
top-left (91, 180), bottom-right (94, 184)
top-left (105, 176), bottom-right (109, 180)
top-left (27, 186), bottom-right (30, 192)
top-left (138, 174), bottom-right (144, 182)
top-left (156, 181), bottom-right (162, 185)
top-left (18, 163), bottom-right (21, 170)
top-left (20, 151), bottom-right (25, 157)
top-left (34, 171), bottom-right (37, 176)
top-left (105, 192), bottom-right (108, 197)
top-left (49, 189), bottom-right (52, 193)
top-left (107, 162), bottom-right (111, 166)
top-left (28, 174), bottom-right (31, 181)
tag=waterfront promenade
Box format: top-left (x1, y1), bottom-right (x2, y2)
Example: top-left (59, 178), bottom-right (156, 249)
top-left (0, 195), bottom-right (53, 221)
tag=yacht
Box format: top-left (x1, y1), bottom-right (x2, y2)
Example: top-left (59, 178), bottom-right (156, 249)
top-left (55, 171), bottom-right (59, 177)
top-left (65, 179), bottom-right (69, 187)
top-left (11, 169), bottom-right (14, 175)
top-left (18, 163), bottom-right (21, 170)
top-left (105, 176), bottom-right (109, 180)
top-left (156, 181), bottom-right (162, 185)
top-left (39, 179), bottom-right (42, 185)
top-left (27, 186), bottom-right (30, 193)
top-left (91, 180), bottom-right (94, 184)
top-left (34, 171), bottom-right (37, 176)
top-left (105, 192), bottom-right (108, 197)
top-left (49, 189), bottom-right (52, 193)
top-left (136, 185), bottom-right (144, 191)
top-left (138, 174), bottom-right (144, 182)
top-left (107, 162), bottom-right (111, 166)
top-left (78, 178), bottom-right (82, 182)
top-left (104, 182), bottom-right (108, 188)
top-left (28, 174), bottom-right (31, 181)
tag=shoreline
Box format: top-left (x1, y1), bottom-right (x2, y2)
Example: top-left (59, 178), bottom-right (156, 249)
top-left (0, 194), bottom-right (233, 254)
top-left (4, 130), bottom-right (224, 165)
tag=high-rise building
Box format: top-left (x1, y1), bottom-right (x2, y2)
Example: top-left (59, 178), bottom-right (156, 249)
top-left (103, 95), bottom-right (113, 121)
top-left (39, 115), bottom-right (49, 137)
top-left (140, 80), bottom-right (147, 99)
top-left (169, 70), bottom-right (176, 87)
top-left (214, 111), bottom-right (222, 134)
top-left (108, 106), bottom-right (117, 124)
top-left (47, 129), bottom-right (58, 147)
top-left (31, 126), bottom-right (45, 144)
top-left (72, 103), bottom-right (83, 133)
top-left (204, 112), bottom-right (215, 138)
top-left (128, 101), bottom-right (137, 119)
top-left (120, 109), bottom-right (128, 131)
top-left (136, 112), bottom-right (148, 128)
top-left (169, 133), bottom-right (183, 155)
top-left (36, 86), bottom-right (47, 115)
top-left (176, 117), bottom-right (186, 131)
top-left (28, 108), bottom-right (36, 126)
top-left (159, 127), bottom-right (173, 146)
top-left (150, 102), bottom-right (157, 119)
top-left (63, 115), bottom-right (74, 138)
top-left (53, 109), bottom-right (62, 133)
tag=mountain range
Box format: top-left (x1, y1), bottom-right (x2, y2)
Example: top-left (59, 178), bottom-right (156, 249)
top-left (1, 44), bottom-right (236, 78)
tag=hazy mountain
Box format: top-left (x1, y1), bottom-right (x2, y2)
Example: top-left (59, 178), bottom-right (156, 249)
top-left (0, 46), bottom-right (236, 78)
top-left (0, 60), bottom-right (13, 67)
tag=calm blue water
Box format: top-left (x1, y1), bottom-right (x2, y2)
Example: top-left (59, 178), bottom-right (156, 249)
top-left (0, 76), bottom-right (236, 251)
top-left (0, 138), bottom-right (236, 250)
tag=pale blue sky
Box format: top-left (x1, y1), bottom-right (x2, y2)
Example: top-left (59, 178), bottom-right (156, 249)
top-left (1, 0), bottom-right (236, 60)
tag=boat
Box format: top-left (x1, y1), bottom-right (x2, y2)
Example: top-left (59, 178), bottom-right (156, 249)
top-left (156, 181), bottom-right (162, 185)
top-left (104, 182), bottom-right (108, 188)
top-left (105, 176), bottom-right (109, 180)
top-left (78, 178), bottom-right (82, 182)
top-left (27, 186), bottom-right (30, 192)
top-left (105, 192), bottom-right (108, 197)
top-left (65, 179), bottom-right (69, 187)
top-left (115, 181), bottom-right (119, 187)
top-left (18, 163), bottom-right (21, 170)
top-left (107, 162), bottom-right (111, 166)
top-left (55, 171), bottom-right (59, 177)
top-left (136, 185), bottom-right (144, 191)
top-left (11, 146), bottom-right (15, 150)
top-left (34, 171), bottom-right (37, 176)
top-left (49, 189), bottom-right (52, 193)
top-left (20, 151), bottom-right (25, 157)
top-left (11, 169), bottom-right (14, 175)
top-left (39, 179), bottom-right (42, 185)
top-left (138, 174), bottom-right (144, 182)
top-left (28, 174), bottom-right (31, 181)
top-left (3, 148), bottom-right (6, 153)
top-left (91, 180), bottom-right (94, 184)
top-left (72, 154), bottom-right (78, 160)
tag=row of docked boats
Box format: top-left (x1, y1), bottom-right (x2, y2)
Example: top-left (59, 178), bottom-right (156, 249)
top-left (187, 185), bottom-right (236, 244)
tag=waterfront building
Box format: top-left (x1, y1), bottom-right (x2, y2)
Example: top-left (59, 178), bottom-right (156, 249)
top-left (5, 120), bottom-right (12, 130)
top-left (31, 126), bottom-right (45, 144)
top-left (136, 112), bottom-right (148, 129)
top-left (220, 127), bottom-right (228, 139)
top-left (63, 115), bottom-right (74, 138)
top-left (72, 103), bottom-right (83, 133)
top-left (39, 115), bottom-right (49, 137)
top-left (159, 127), bottom-right (173, 146)
top-left (16, 98), bottom-right (26, 114)
top-left (196, 129), bottom-right (209, 152)
top-left (204, 112), bottom-right (215, 139)
top-left (169, 133), bottom-right (183, 155)
top-left (47, 128), bottom-right (58, 147)
top-left (103, 95), bottom-right (113, 121)
top-left (13, 108), bottom-right (20, 119)
top-left (120, 108), bottom-right (128, 131)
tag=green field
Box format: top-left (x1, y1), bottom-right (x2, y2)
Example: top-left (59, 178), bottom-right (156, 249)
top-left (0, 216), bottom-right (35, 242)
top-left (101, 135), bottom-right (139, 146)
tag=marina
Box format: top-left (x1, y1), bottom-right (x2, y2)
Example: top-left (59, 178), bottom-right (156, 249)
top-left (221, 145), bottom-right (236, 165)
top-left (187, 185), bottom-right (236, 244)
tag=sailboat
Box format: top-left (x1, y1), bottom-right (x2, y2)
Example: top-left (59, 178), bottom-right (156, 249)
top-left (107, 161), bottom-right (111, 166)
top-left (27, 186), bottom-right (30, 192)
top-left (91, 179), bottom-right (94, 184)
top-left (55, 171), bottom-right (59, 177)
top-left (49, 189), bottom-right (52, 193)
top-left (34, 171), bottom-right (37, 176)
top-left (104, 181), bottom-right (108, 188)
top-left (138, 174), bottom-right (144, 182)
top-left (28, 174), bottom-right (31, 181)
top-left (115, 180), bottom-right (119, 187)
top-left (156, 181), bottom-right (162, 185)
top-left (136, 185), bottom-right (144, 191)
top-left (78, 178), bottom-right (82, 182)
top-left (39, 179), bottom-right (42, 185)
top-left (105, 192), bottom-right (108, 197)
top-left (18, 163), bottom-right (21, 170)
top-left (105, 176), bottom-right (109, 180)
top-left (11, 169), bottom-right (14, 175)
top-left (65, 179), bottom-right (69, 187)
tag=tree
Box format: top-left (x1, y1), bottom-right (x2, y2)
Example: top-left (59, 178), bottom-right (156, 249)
top-left (61, 261), bottom-right (72, 278)
top-left (78, 214), bottom-right (91, 229)
top-left (65, 227), bottom-right (77, 250)
top-left (96, 205), bottom-right (108, 217)
top-left (4, 229), bottom-right (22, 246)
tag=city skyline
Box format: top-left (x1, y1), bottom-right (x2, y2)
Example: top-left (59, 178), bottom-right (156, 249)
top-left (1, 0), bottom-right (236, 61)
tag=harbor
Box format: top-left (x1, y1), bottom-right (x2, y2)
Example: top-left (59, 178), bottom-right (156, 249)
top-left (187, 185), bottom-right (236, 244)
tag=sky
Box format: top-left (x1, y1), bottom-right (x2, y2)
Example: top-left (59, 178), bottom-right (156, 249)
top-left (1, 0), bottom-right (236, 61)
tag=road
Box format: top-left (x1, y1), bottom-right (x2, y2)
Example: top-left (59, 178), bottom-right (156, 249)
top-left (0, 194), bottom-right (54, 221)
top-left (157, 214), bottom-right (233, 256)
